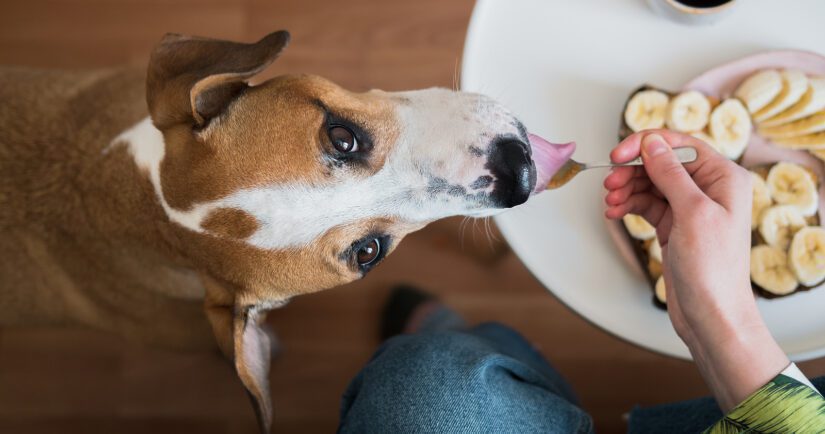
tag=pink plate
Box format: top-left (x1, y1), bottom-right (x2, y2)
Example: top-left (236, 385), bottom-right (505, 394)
top-left (609, 50), bottom-right (825, 287)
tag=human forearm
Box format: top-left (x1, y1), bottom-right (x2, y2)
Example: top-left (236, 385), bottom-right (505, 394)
top-left (684, 301), bottom-right (789, 412)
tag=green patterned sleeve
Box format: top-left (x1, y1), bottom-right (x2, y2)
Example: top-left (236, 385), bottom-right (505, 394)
top-left (704, 374), bottom-right (825, 434)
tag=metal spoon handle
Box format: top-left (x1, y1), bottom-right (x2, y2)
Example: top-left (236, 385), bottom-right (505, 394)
top-left (585, 146), bottom-right (698, 169)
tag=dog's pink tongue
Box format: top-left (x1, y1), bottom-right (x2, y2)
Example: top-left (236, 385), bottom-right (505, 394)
top-left (528, 133), bottom-right (576, 193)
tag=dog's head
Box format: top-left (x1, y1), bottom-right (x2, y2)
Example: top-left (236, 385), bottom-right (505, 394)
top-left (140, 31), bottom-right (573, 431)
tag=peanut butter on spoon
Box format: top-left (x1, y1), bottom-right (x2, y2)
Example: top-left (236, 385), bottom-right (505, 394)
top-left (547, 160), bottom-right (584, 190)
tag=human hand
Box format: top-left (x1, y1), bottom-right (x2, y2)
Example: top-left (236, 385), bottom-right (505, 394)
top-left (604, 130), bottom-right (789, 411)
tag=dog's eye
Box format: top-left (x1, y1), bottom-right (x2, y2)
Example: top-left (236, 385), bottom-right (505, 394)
top-left (356, 238), bottom-right (381, 266)
top-left (329, 125), bottom-right (358, 153)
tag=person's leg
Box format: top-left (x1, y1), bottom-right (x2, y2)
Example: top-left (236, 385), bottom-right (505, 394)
top-left (338, 286), bottom-right (592, 434)
top-left (469, 322), bottom-right (580, 405)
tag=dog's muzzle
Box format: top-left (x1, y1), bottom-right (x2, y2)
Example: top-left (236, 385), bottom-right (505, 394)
top-left (488, 139), bottom-right (536, 208)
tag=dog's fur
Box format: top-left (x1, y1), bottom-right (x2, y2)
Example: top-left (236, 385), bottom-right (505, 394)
top-left (0, 31), bottom-right (536, 432)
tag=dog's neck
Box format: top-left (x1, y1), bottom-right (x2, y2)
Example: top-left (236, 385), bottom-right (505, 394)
top-left (85, 119), bottom-right (184, 261)
top-left (0, 67), bottom-right (214, 340)
top-left (109, 117), bottom-right (207, 233)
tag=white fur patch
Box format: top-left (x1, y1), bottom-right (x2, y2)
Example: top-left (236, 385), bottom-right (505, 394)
top-left (112, 89), bottom-right (521, 250)
top-left (110, 117), bottom-right (213, 234)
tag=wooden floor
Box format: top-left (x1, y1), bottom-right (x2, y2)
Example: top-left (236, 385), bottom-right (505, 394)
top-left (1, 1), bottom-right (823, 433)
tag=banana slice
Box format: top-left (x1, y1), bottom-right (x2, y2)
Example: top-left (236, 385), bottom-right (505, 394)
top-left (759, 109), bottom-right (825, 139)
top-left (666, 91), bottom-right (711, 132)
top-left (654, 275), bottom-right (667, 304)
top-left (624, 90), bottom-right (669, 132)
top-left (753, 70), bottom-right (809, 122)
top-left (751, 171), bottom-right (773, 229)
top-left (690, 131), bottom-right (723, 155)
top-left (735, 69), bottom-right (783, 114)
top-left (623, 214), bottom-right (656, 240)
top-left (760, 77), bottom-right (825, 127)
top-left (788, 227), bottom-right (825, 287)
top-left (765, 162), bottom-right (819, 216)
top-left (771, 131), bottom-right (825, 150)
top-left (758, 205), bottom-right (808, 250)
top-left (811, 149), bottom-right (825, 162)
top-left (709, 99), bottom-right (752, 160)
top-left (648, 237), bottom-right (663, 263)
top-left (750, 245), bottom-right (800, 296)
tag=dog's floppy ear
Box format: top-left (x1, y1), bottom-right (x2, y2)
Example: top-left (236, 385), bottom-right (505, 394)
top-left (203, 276), bottom-right (276, 434)
top-left (234, 305), bottom-right (274, 434)
top-left (146, 30), bottom-right (290, 129)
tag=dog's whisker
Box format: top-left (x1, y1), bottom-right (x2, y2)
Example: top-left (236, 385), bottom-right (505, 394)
top-left (489, 218), bottom-right (501, 243)
top-left (485, 217), bottom-right (493, 245)
top-left (453, 57), bottom-right (461, 92)
top-left (483, 217), bottom-right (496, 253)
top-left (484, 216), bottom-right (500, 244)
top-left (458, 216), bottom-right (470, 251)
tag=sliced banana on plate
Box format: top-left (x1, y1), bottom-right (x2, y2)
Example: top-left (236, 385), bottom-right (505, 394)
top-left (623, 213), bottom-right (656, 240)
top-left (751, 171), bottom-right (773, 230)
top-left (758, 205), bottom-right (808, 250)
top-left (760, 77), bottom-right (825, 128)
top-left (735, 69), bottom-right (783, 114)
top-left (689, 131), bottom-right (722, 155)
top-left (771, 131), bottom-right (825, 150)
top-left (666, 90), bottom-right (711, 133)
top-left (625, 90), bottom-right (669, 133)
top-left (648, 237), bottom-right (663, 263)
top-left (788, 226), bottom-right (825, 287)
top-left (759, 109), bottom-right (825, 139)
top-left (654, 275), bottom-right (667, 304)
top-left (753, 69), bottom-right (809, 122)
top-left (765, 162), bottom-right (819, 216)
top-left (750, 244), bottom-right (800, 296)
top-left (709, 99), bottom-right (752, 160)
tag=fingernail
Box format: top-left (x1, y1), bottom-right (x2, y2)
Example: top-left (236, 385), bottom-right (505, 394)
top-left (642, 134), bottom-right (669, 157)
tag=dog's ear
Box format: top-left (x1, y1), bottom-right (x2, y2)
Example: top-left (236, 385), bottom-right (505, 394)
top-left (234, 305), bottom-right (274, 434)
top-left (146, 30), bottom-right (290, 129)
top-left (203, 277), bottom-right (275, 434)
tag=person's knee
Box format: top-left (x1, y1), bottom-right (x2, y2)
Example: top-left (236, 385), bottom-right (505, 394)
top-left (340, 330), bottom-right (593, 433)
top-left (376, 330), bottom-right (489, 380)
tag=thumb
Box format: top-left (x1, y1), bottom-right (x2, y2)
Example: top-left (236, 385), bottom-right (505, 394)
top-left (641, 133), bottom-right (704, 211)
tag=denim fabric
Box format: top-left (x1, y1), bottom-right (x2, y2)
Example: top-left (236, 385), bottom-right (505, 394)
top-left (338, 322), bottom-right (593, 434)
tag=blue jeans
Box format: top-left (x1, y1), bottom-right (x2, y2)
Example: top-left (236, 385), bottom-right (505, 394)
top-left (339, 323), bottom-right (591, 433)
top-left (338, 322), bottom-right (824, 433)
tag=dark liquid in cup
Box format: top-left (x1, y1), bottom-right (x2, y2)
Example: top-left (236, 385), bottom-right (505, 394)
top-left (675, 0), bottom-right (732, 7)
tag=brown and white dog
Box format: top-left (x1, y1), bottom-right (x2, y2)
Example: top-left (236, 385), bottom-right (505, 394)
top-left (0, 31), bottom-right (574, 432)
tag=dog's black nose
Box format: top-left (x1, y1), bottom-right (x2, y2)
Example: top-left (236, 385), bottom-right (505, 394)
top-left (487, 139), bottom-right (536, 208)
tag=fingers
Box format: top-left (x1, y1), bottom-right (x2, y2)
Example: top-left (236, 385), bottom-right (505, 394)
top-left (603, 166), bottom-right (645, 191)
top-left (605, 177), bottom-right (652, 207)
top-left (713, 161), bottom-right (753, 214)
top-left (604, 192), bottom-right (669, 227)
top-left (639, 133), bottom-right (706, 212)
top-left (611, 129), bottom-right (720, 167)
top-left (608, 130), bottom-right (723, 212)
top-left (611, 130), bottom-right (752, 213)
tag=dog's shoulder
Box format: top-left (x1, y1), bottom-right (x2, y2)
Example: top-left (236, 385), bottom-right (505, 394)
top-left (0, 66), bottom-right (148, 221)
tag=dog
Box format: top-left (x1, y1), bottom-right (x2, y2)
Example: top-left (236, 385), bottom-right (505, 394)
top-left (0, 31), bottom-right (573, 432)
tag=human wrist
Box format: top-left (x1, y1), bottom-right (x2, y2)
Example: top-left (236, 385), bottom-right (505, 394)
top-left (682, 281), bottom-right (761, 349)
top-left (684, 301), bottom-right (789, 411)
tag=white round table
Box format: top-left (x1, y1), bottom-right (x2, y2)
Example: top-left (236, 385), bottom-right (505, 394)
top-left (461, 0), bottom-right (825, 360)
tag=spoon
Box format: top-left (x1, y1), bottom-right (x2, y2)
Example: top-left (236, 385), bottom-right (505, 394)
top-left (546, 146), bottom-right (698, 190)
